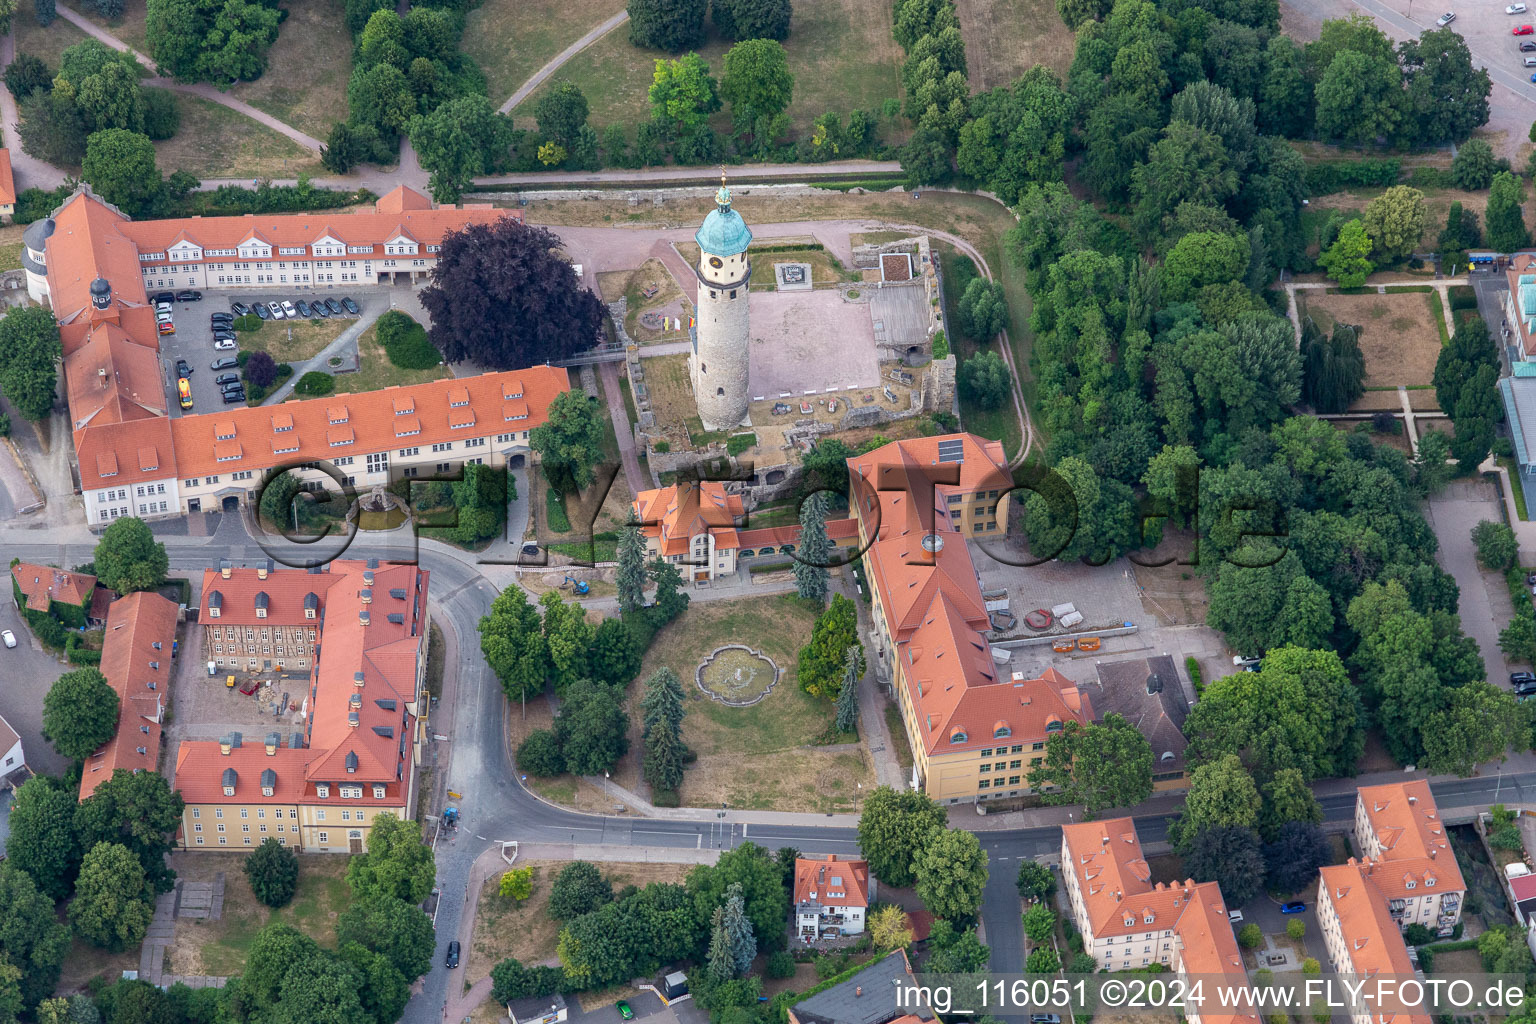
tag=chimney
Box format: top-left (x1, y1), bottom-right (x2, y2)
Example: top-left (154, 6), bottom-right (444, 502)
top-left (89, 277), bottom-right (110, 310)
top-left (360, 588), bottom-right (372, 604)
top-left (265, 732), bottom-right (279, 755)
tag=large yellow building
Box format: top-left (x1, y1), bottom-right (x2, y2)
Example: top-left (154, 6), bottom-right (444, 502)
top-left (847, 434), bottom-right (1090, 804)
top-left (174, 559), bottom-right (429, 853)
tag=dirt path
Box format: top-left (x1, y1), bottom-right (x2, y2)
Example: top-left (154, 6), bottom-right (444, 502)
top-left (53, 4), bottom-right (325, 153)
top-left (598, 359), bottom-right (648, 496)
top-left (499, 10), bottom-right (630, 114)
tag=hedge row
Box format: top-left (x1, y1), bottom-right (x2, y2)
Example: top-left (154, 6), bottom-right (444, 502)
top-left (1303, 158), bottom-right (1402, 195)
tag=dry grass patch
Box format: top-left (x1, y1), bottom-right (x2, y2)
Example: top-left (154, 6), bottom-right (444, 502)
top-left (239, 318), bottom-right (351, 363)
top-left (954, 0), bottom-right (1075, 88)
top-left (0, 223), bottom-right (28, 273)
top-left (54, 938), bottom-right (137, 995)
top-left (163, 851), bottom-right (352, 977)
top-left (154, 92), bottom-right (323, 180)
top-left (72, 0), bottom-right (150, 54)
top-left (512, 0), bottom-right (903, 134)
top-left (617, 258), bottom-right (691, 344)
top-left (464, 0), bottom-right (628, 106)
top-left (1131, 547), bottom-right (1210, 626)
top-left (13, 10), bottom-right (92, 71)
top-left (225, 0), bottom-right (352, 142)
top-left (614, 594), bottom-right (874, 811)
top-left (639, 353), bottom-right (697, 448)
top-left (1299, 291), bottom-right (1441, 388)
top-left (329, 323), bottom-right (451, 396)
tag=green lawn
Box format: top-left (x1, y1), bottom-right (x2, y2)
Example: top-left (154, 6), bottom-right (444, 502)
top-left (463, 0), bottom-right (627, 105)
top-left (225, 0), bottom-right (353, 142)
top-left (328, 324), bottom-right (451, 396)
top-left (13, 8), bottom-right (93, 70)
top-left (510, 0), bottom-right (903, 137)
top-left (177, 854), bottom-right (352, 977)
top-left (71, 0), bottom-right (150, 54)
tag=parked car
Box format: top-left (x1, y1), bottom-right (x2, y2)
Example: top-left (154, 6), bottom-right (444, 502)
top-left (221, 389), bottom-right (247, 404)
top-left (213, 331), bottom-right (237, 344)
top-left (1522, 40), bottom-right (1536, 49)
top-left (1228, 909), bottom-right (1244, 923)
top-left (176, 290), bottom-right (202, 302)
top-left (1280, 901), bottom-right (1306, 914)
top-left (295, 300), bottom-right (312, 318)
top-left (1436, 11), bottom-right (1455, 24)
top-left (1512, 3), bottom-right (1528, 12)
top-left (1516, 22), bottom-right (1533, 32)
top-left (311, 301), bottom-right (330, 318)
top-left (1519, 680), bottom-right (1536, 697)
top-left (175, 358), bottom-right (193, 377)
top-left (324, 298), bottom-right (344, 315)
top-left (1, 629), bottom-right (15, 648)
top-left (255, 304), bottom-right (271, 320)
top-left (1514, 672), bottom-right (1536, 686)
top-left (210, 316), bottom-right (234, 327)
top-left (213, 338), bottom-right (237, 350)
top-left (268, 301), bottom-right (285, 320)
top-left (281, 300), bottom-right (298, 318)
top-left (616, 1002), bottom-right (632, 1020)
top-left (156, 305), bottom-right (173, 317)
top-left (152, 291), bottom-right (175, 304)
top-left (220, 379), bottom-right (246, 393)
top-left (230, 301), bottom-right (251, 316)
top-left (215, 372), bottom-right (240, 385)
top-left (340, 296), bottom-right (360, 315)
top-left (445, 942), bottom-right (460, 969)
top-left (211, 356), bottom-right (238, 370)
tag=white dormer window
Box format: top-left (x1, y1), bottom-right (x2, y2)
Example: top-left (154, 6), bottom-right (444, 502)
top-left (373, 785), bottom-right (386, 799)
top-left (208, 606), bottom-right (220, 618)
top-left (1426, 877), bottom-right (1436, 887)
top-left (317, 784), bottom-right (330, 798)
top-left (341, 784), bottom-right (362, 798)
top-left (274, 443), bottom-right (299, 454)
top-left (279, 247), bottom-right (306, 256)
top-left (222, 784), bottom-right (235, 796)
top-left (1406, 880), bottom-right (1416, 889)
top-left (256, 607), bottom-right (267, 619)
top-left (262, 783), bottom-right (274, 797)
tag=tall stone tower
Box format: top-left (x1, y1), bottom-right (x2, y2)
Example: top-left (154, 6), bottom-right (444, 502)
top-left (689, 174), bottom-right (752, 431)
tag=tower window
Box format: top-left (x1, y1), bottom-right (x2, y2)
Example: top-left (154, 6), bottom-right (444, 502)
top-left (710, 290), bottom-right (717, 299)
top-left (730, 289), bottom-right (737, 298)
top-left (701, 363), bottom-right (707, 373)
top-left (717, 387), bottom-right (724, 395)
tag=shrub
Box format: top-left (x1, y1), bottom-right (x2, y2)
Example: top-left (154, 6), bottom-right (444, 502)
top-left (517, 729), bottom-right (565, 776)
top-left (726, 433), bottom-right (756, 456)
top-left (1371, 411), bottom-right (1398, 433)
top-left (1185, 655), bottom-right (1202, 692)
top-left (244, 837), bottom-right (299, 908)
top-left (293, 371), bottom-right (335, 396)
top-left (376, 310), bottom-right (441, 370)
top-left (245, 350), bottom-right (278, 388)
top-left (653, 441), bottom-right (671, 453)
top-left (1286, 918), bottom-right (1306, 941)
top-left (1417, 947), bottom-right (1435, 973)
top-left (767, 951), bottom-right (796, 978)
top-left (932, 330), bottom-right (949, 360)
top-left (0, 412), bottom-right (10, 437)
top-left (1405, 924), bottom-right (1433, 946)
top-left (545, 487), bottom-right (571, 532)
top-left (1238, 923), bottom-right (1262, 948)
top-left (64, 633), bottom-right (101, 665)
top-left (1448, 285), bottom-right (1477, 311)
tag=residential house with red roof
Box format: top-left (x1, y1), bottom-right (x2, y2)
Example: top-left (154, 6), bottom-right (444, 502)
top-left (11, 561), bottom-right (102, 625)
top-left (1352, 782), bottom-right (1465, 936)
top-left (80, 591), bottom-right (177, 801)
top-left (793, 855), bottom-right (875, 942)
top-left (22, 185), bottom-right (564, 526)
top-left (1061, 819), bottom-right (1258, 1024)
top-left (632, 479), bottom-right (859, 582)
top-left (0, 149), bottom-right (16, 222)
top-left (172, 558), bottom-right (429, 853)
top-left (847, 434), bottom-right (1088, 803)
top-left (1317, 860), bottom-right (1433, 1024)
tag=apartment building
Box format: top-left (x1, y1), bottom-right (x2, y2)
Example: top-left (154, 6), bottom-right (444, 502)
top-left (1352, 781), bottom-right (1465, 936)
top-left (79, 591), bottom-right (177, 801)
top-left (847, 434), bottom-right (1089, 803)
top-left (29, 184), bottom-right (565, 526)
top-left (1317, 860), bottom-right (1433, 1024)
top-left (792, 855), bottom-right (874, 942)
top-left (1060, 819), bottom-right (1258, 1024)
top-left (173, 559), bottom-right (429, 853)
top-left (631, 479), bottom-right (859, 581)
top-left (201, 563), bottom-right (321, 673)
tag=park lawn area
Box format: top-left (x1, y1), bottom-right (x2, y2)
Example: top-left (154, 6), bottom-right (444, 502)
top-left (463, 0), bottom-right (628, 106)
top-left (0, 224), bottom-right (28, 272)
top-left (601, 258), bottom-right (692, 345)
top-left (954, 0), bottom-right (1076, 88)
top-left (54, 938), bottom-right (138, 995)
top-left (163, 852), bottom-right (352, 977)
top-left (468, 860), bottom-right (690, 985)
top-left (512, 0), bottom-right (903, 137)
top-left (14, 8), bottom-right (93, 71)
top-left (238, 317), bottom-right (351, 363)
top-left (1303, 186), bottom-right (1491, 258)
top-left (72, 0), bottom-right (150, 55)
top-left (154, 93), bottom-right (324, 180)
top-left (329, 323), bottom-right (451, 396)
top-left (225, 0), bottom-right (352, 143)
top-left (1297, 290), bottom-right (1442, 388)
top-left (618, 594), bottom-right (875, 812)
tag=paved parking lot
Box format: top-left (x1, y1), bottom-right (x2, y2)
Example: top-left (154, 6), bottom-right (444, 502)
top-left (156, 292), bottom-right (363, 415)
top-left (0, 600), bottom-right (73, 778)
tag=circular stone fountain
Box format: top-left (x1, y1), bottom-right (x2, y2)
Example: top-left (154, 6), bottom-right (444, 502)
top-left (696, 645), bottom-right (780, 706)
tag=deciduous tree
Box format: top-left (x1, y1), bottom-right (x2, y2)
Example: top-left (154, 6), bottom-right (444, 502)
top-left (1318, 220), bottom-right (1373, 288)
top-left (6, 777), bottom-right (80, 901)
top-left (870, 905), bottom-right (914, 950)
top-left (1259, 767), bottom-right (1323, 842)
top-left (628, 0), bottom-right (708, 50)
top-left (336, 893), bottom-right (436, 981)
top-left (549, 861), bottom-right (613, 920)
top-left (1421, 681), bottom-right (1529, 777)
top-left (1486, 171), bottom-right (1530, 252)
top-left (1182, 825), bottom-right (1264, 905)
top-left (1027, 713), bottom-right (1154, 816)
top-left (408, 94), bottom-right (509, 203)
top-left (74, 769), bottom-right (183, 893)
top-left (959, 349), bottom-right (1011, 410)
top-left (530, 391), bottom-right (608, 493)
top-left (43, 668), bottom-right (118, 763)
top-left (1473, 520), bottom-right (1518, 571)
top-left (1022, 903), bottom-right (1056, 942)
top-left (1263, 821), bottom-right (1331, 894)
top-left (1451, 139), bottom-right (1498, 191)
top-left (1180, 754), bottom-right (1262, 838)
top-left (0, 300), bottom-right (61, 423)
top-left (345, 812), bottom-right (435, 905)
top-left (1017, 861), bottom-right (1056, 902)
top-left (245, 837), bottom-right (299, 908)
top-left (914, 828), bottom-right (988, 926)
top-left (1399, 27), bottom-right (1490, 147)
top-left (686, 843), bottom-right (789, 952)
top-left (69, 842), bottom-right (154, 951)
top-left (555, 679), bottom-right (630, 775)
top-left (480, 586), bottom-right (549, 703)
top-left (796, 594), bottom-right (862, 699)
top-left (649, 53), bottom-right (720, 136)
top-left (1360, 186), bottom-right (1425, 264)
top-left (712, 0), bottom-right (791, 39)
top-left (720, 38), bottom-right (792, 134)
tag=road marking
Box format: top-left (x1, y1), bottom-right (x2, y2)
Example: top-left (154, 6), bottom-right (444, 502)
top-left (754, 836), bottom-right (860, 844)
top-left (633, 829), bottom-right (694, 836)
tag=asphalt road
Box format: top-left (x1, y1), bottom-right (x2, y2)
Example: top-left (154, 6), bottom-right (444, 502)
top-left (8, 520), bottom-right (1536, 1020)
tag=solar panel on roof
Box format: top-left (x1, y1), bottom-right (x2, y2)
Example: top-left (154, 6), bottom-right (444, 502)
top-left (937, 439), bottom-right (964, 463)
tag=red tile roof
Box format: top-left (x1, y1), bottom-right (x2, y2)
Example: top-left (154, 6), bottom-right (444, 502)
top-left (1357, 782), bottom-right (1466, 900)
top-left (1511, 873), bottom-right (1536, 903)
top-left (172, 742), bottom-right (408, 806)
top-left (168, 366), bottom-right (568, 483)
top-left (65, 322), bottom-right (167, 431)
top-left (0, 149), bottom-right (16, 208)
top-left (1320, 860), bottom-right (1432, 1024)
top-left (634, 480), bottom-right (744, 556)
top-left (76, 417), bottom-right (176, 493)
top-left (80, 591), bottom-right (177, 801)
top-left (201, 567), bottom-right (324, 625)
top-left (46, 190), bottom-right (150, 341)
top-left (793, 855), bottom-right (871, 908)
top-left (12, 562), bottom-right (96, 612)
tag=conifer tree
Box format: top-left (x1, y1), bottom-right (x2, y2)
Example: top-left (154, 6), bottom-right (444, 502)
top-left (640, 667), bottom-right (685, 740)
top-left (793, 490), bottom-right (830, 603)
top-left (616, 514), bottom-right (647, 614)
top-left (835, 645), bottom-right (860, 735)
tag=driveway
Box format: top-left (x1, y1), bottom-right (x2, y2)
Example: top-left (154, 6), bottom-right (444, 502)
top-left (0, 599), bottom-right (72, 777)
top-left (1428, 482), bottom-right (1518, 689)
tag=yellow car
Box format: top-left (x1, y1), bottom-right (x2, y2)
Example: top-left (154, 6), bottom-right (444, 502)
top-left (177, 377), bottom-right (193, 410)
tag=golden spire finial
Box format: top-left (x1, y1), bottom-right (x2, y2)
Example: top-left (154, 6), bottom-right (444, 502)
top-left (720, 164), bottom-right (727, 189)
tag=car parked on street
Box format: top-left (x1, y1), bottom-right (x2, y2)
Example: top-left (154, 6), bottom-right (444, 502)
top-left (1436, 11), bottom-right (1455, 25)
top-left (445, 942), bottom-right (460, 969)
top-left (153, 291), bottom-right (175, 304)
top-left (2, 629), bottom-right (15, 649)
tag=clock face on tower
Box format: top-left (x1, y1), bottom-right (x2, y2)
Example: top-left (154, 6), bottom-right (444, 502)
top-left (708, 256), bottom-right (723, 269)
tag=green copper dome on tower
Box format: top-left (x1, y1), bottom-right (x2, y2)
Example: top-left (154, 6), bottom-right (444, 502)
top-left (695, 172), bottom-right (752, 257)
